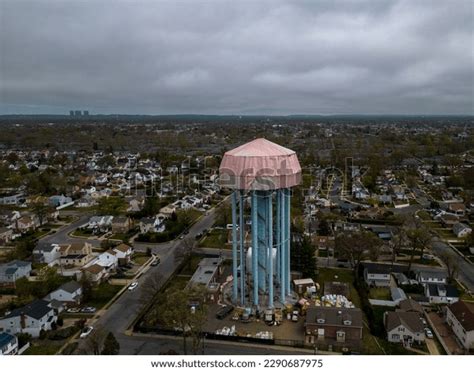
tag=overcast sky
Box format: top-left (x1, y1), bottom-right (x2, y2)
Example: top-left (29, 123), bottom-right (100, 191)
top-left (0, 0), bottom-right (473, 115)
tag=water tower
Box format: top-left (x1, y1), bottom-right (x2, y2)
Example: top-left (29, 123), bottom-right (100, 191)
top-left (219, 138), bottom-right (301, 308)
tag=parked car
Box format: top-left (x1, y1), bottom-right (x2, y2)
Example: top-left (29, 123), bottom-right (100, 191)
top-left (128, 281), bottom-right (139, 291)
top-left (425, 328), bottom-right (434, 338)
top-left (151, 256), bottom-right (161, 266)
top-left (80, 326), bottom-right (94, 338)
top-left (66, 307), bottom-right (81, 313)
top-left (216, 305), bottom-right (234, 320)
top-left (81, 307), bottom-right (96, 313)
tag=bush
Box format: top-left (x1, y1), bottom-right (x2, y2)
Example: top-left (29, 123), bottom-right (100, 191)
top-left (47, 325), bottom-right (80, 340)
top-left (17, 333), bottom-right (32, 348)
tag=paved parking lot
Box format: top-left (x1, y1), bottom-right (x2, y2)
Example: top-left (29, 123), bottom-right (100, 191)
top-left (204, 304), bottom-right (305, 342)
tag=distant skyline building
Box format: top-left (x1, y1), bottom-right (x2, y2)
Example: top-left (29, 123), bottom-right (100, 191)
top-left (83, 110), bottom-right (89, 116)
top-left (69, 110), bottom-right (74, 116)
top-left (219, 138), bottom-right (302, 309)
top-left (74, 110), bottom-right (82, 116)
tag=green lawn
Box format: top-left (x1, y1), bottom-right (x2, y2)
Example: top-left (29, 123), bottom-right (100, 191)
top-left (23, 342), bottom-right (62, 355)
top-left (70, 229), bottom-right (94, 237)
top-left (369, 287), bottom-right (391, 300)
top-left (132, 252), bottom-right (151, 266)
top-left (84, 282), bottom-right (124, 309)
top-left (198, 228), bottom-right (229, 249)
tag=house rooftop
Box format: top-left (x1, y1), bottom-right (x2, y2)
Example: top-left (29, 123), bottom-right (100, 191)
top-left (448, 300), bottom-right (474, 331)
top-left (306, 307), bottom-right (363, 327)
top-left (385, 311), bottom-right (424, 333)
top-left (2, 299), bottom-right (52, 320)
top-left (57, 280), bottom-right (81, 294)
top-left (398, 298), bottom-right (423, 313)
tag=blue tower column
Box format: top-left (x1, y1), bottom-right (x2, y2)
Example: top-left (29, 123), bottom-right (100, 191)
top-left (279, 189), bottom-right (286, 302)
top-left (267, 192), bottom-right (274, 308)
top-left (231, 192), bottom-right (238, 303)
top-left (275, 189), bottom-right (281, 282)
top-left (285, 189), bottom-right (291, 294)
top-left (239, 191), bottom-right (245, 305)
top-left (251, 191), bottom-right (259, 306)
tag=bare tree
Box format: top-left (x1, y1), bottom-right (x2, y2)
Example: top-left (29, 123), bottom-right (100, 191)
top-left (158, 286), bottom-right (208, 355)
top-left (335, 230), bottom-right (382, 274)
top-left (406, 220), bottom-right (432, 273)
top-left (84, 326), bottom-right (106, 355)
top-left (439, 252), bottom-right (458, 283)
top-left (140, 270), bottom-right (164, 305)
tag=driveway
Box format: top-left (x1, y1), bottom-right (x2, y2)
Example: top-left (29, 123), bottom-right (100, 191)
top-left (425, 338), bottom-right (440, 355)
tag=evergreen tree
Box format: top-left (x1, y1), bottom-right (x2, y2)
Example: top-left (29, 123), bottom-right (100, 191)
top-left (101, 332), bottom-right (120, 355)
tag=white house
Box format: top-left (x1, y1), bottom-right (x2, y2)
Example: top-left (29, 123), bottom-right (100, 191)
top-left (446, 300), bottom-right (474, 351)
top-left (363, 264), bottom-right (391, 287)
top-left (95, 249), bottom-right (118, 270)
top-left (0, 260), bottom-right (32, 285)
top-left (87, 215), bottom-right (114, 232)
top-left (385, 311), bottom-right (425, 347)
top-left (425, 283), bottom-right (459, 304)
top-left (113, 243), bottom-right (133, 265)
top-left (452, 223), bottom-right (472, 238)
top-left (0, 300), bottom-right (57, 337)
top-left (33, 243), bottom-right (61, 265)
top-left (417, 271), bottom-right (447, 285)
top-left (44, 281), bottom-right (82, 305)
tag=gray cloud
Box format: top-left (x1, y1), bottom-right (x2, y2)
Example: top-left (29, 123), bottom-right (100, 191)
top-left (0, 0), bottom-right (473, 114)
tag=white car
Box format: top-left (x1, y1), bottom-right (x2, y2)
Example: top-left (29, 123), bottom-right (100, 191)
top-left (128, 281), bottom-right (139, 291)
top-left (80, 326), bottom-right (94, 339)
top-left (425, 328), bottom-right (434, 338)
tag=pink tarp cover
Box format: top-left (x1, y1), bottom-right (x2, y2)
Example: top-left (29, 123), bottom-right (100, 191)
top-left (219, 138), bottom-right (302, 190)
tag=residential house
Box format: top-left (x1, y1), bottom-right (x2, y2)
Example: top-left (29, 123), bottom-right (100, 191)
top-left (87, 215), bottom-right (114, 232)
top-left (113, 243), bottom-right (133, 265)
top-left (363, 264), bottom-right (391, 287)
top-left (14, 215), bottom-right (38, 233)
top-left (0, 193), bottom-right (24, 206)
top-left (0, 227), bottom-right (13, 245)
top-left (139, 216), bottom-right (165, 234)
top-left (76, 196), bottom-right (96, 208)
top-left (445, 300), bottom-right (474, 351)
top-left (0, 299), bottom-right (57, 337)
top-left (95, 249), bottom-right (118, 270)
top-left (33, 243), bottom-right (61, 265)
top-left (44, 281), bottom-right (82, 305)
top-left (385, 311), bottom-right (425, 347)
top-left (447, 203), bottom-right (466, 216)
top-left (425, 283), bottom-right (459, 304)
top-left (82, 264), bottom-right (107, 283)
top-left (159, 205), bottom-right (176, 218)
top-left (439, 213), bottom-right (460, 228)
top-left (0, 332), bottom-right (18, 355)
top-left (417, 271), bottom-right (447, 285)
top-left (48, 195), bottom-right (73, 208)
top-left (59, 243), bottom-right (93, 267)
top-left (111, 216), bottom-right (131, 234)
top-left (453, 223), bottom-right (472, 238)
top-left (0, 260), bottom-right (32, 285)
top-left (304, 307), bottom-right (363, 351)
